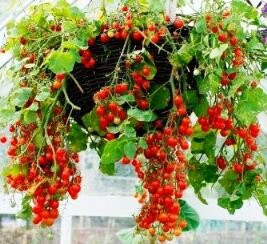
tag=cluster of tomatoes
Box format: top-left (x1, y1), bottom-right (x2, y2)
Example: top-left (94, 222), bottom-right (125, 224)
top-left (206, 11), bottom-right (245, 68)
top-left (198, 11), bottom-right (262, 177)
top-left (216, 122), bottom-right (260, 172)
top-left (94, 69), bottom-right (192, 241)
top-left (132, 95), bottom-right (191, 242)
top-left (94, 85), bottom-right (128, 139)
top-left (79, 49), bottom-right (97, 69)
top-left (1, 99), bottom-right (81, 226)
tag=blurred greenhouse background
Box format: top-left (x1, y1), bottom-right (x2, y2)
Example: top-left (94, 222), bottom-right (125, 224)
top-left (0, 0), bottom-right (267, 244)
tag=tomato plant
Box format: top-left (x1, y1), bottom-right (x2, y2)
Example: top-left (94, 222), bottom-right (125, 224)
top-left (0, 0), bottom-right (267, 242)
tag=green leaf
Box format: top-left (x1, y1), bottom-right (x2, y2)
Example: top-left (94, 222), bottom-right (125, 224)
top-left (219, 170), bottom-right (238, 194)
top-left (255, 185), bottom-right (267, 216)
top-left (33, 128), bottom-right (44, 149)
top-left (82, 109), bottom-right (105, 136)
top-left (179, 200), bottom-right (200, 231)
top-left (218, 196), bottom-right (243, 214)
top-left (12, 87), bottom-right (33, 107)
top-left (232, 0), bottom-right (258, 19)
top-left (194, 96), bottom-right (209, 117)
top-left (204, 132), bottom-right (216, 162)
top-left (17, 195), bottom-right (32, 220)
top-left (122, 124), bottom-right (136, 138)
top-left (127, 108), bottom-right (157, 122)
top-left (46, 50), bottom-right (76, 73)
top-left (195, 17), bottom-right (206, 33)
top-left (115, 94), bottom-right (135, 105)
top-left (23, 110), bottom-right (37, 124)
top-left (218, 197), bottom-right (230, 208)
top-left (209, 44), bottom-right (228, 59)
top-left (2, 164), bottom-right (27, 177)
top-left (149, 85), bottom-right (171, 110)
top-left (170, 43), bottom-right (193, 68)
top-left (183, 90), bottom-right (198, 111)
top-left (107, 126), bottom-right (120, 134)
top-left (101, 138), bottom-right (125, 164)
top-left (197, 72), bottom-right (220, 96)
top-left (124, 141), bottom-right (137, 159)
top-left (0, 108), bottom-right (18, 125)
top-left (62, 20), bottom-right (77, 32)
top-left (27, 102), bottom-right (39, 111)
top-left (188, 157), bottom-right (219, 198)
top-left (247, 36), bottom-right (265, 51)
top-left (116, 228), bottom-right (148, 244)
top-left (234, 87), bottom-right (267, 126)
top-left (67, 122), bottom-right (88, 152)
top-left (35, 87), bottom-right (50, 101)
top-left (191, 126), bottom-right (216, 161)
top-left (138, 137), bottom-right (148, 149)
top-left (149, 0), bottom-right (165, 12)
top-left (129, 49), bottom-right (157, 80)
top-left (99, 162), bottom-right (115, 176)
top-left (228, 73), bottom-right (250, 96)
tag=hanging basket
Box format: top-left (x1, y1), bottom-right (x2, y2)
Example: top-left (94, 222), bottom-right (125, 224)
top-left (67, 25), bottom-right (195, 122)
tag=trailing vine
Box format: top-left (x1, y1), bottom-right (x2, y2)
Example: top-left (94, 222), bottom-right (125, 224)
top-left (0, 0), bottom-right (267, 242)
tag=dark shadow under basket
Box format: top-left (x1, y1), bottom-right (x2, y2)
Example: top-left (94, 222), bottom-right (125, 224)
top-left (67, 26), bottom-right (195, 123)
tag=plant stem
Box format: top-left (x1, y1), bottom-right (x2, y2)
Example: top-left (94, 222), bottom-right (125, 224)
top-left (68, 73), bottom-right (84, 94)
top-left (62, 82), bottom-right (81, 110)
top-left (169, 67), bottom-right (176, 98)
top-left (43, 90), bottom-right (62, 180)
top-left (111, 35), bottom-right (130, 84)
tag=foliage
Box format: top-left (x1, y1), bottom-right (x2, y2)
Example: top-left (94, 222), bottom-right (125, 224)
top-left (0, 0), bottom-right (267, 242)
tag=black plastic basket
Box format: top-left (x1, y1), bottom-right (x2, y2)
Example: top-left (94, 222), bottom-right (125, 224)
top-left (67, 26), bottom-right (195, 122)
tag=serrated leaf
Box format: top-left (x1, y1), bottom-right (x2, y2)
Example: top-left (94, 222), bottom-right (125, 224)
top-left (232, 0), bottom-right (258, 19)
top-left (188, 157), bottom-right (219, 197)
top-left (122, 125), bottom-right (136, 138)
top-left (247, 36), bottom-right (264, 51)
top-left (100, 137), bottom-right (128, 172)
top-left (197, 72), bottom-right (220, 96)
top-left (12, 87), bottom-right (33, 107)
top-left (67, 122), bottom-right (88, 152)
top-left (234, 87), bottom-right (267, 126)
top-left (228, 73), bottom-right (250, 96)
top-left (170, 43), bottom-right (193, 68)
top-left (115, 94), bottom-right (135, 105)
top-left (107, 126), bottom-right (120, 134)
top-left (116, 228), bottom-right (148, 244)
top-left (99, 162), bottom-right (115, 175)
top-left (0, 108), bottom-right (18, 125)
top-left (82, 109), bottom-right (105, 136)
top-left (27, 102), bottom-right (39, 111)
top-left (179, 200), bottom-right (200, 231)
top-left (149, 85), bottom-right (171, 110)
top-left (209, 44), bottom-right (228, 59)
top-left (149, 0), bottom-right (165, 12)
top-left (124, 141), bottom-right (137, 159)
top-left (191, 127), bottom-right (216, 161)
top-left (47, 50), bottom-right (76, 73)
top-left (33, 128), bottom-right (44, 149)
top-left (194, 96), bottom-right (209, 117)
top-left (127, 108), bottom-right (157, 122)
top-left (17, 195), bottom-right (32, 220)
top-left (183, 90), bottom-right (198, 110)
top-left (138, 137), bottom-right (147, 149)
top-left (35, 87), bottom-right (50, 101)
top-left (2, 164), bottom-right (27, 177)
top-left (195, 17), bottom-right (206, 33)
top-left (62, 21), bottom-right (77, 32)
top-left (23, 110), bottom-right (37, 124)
